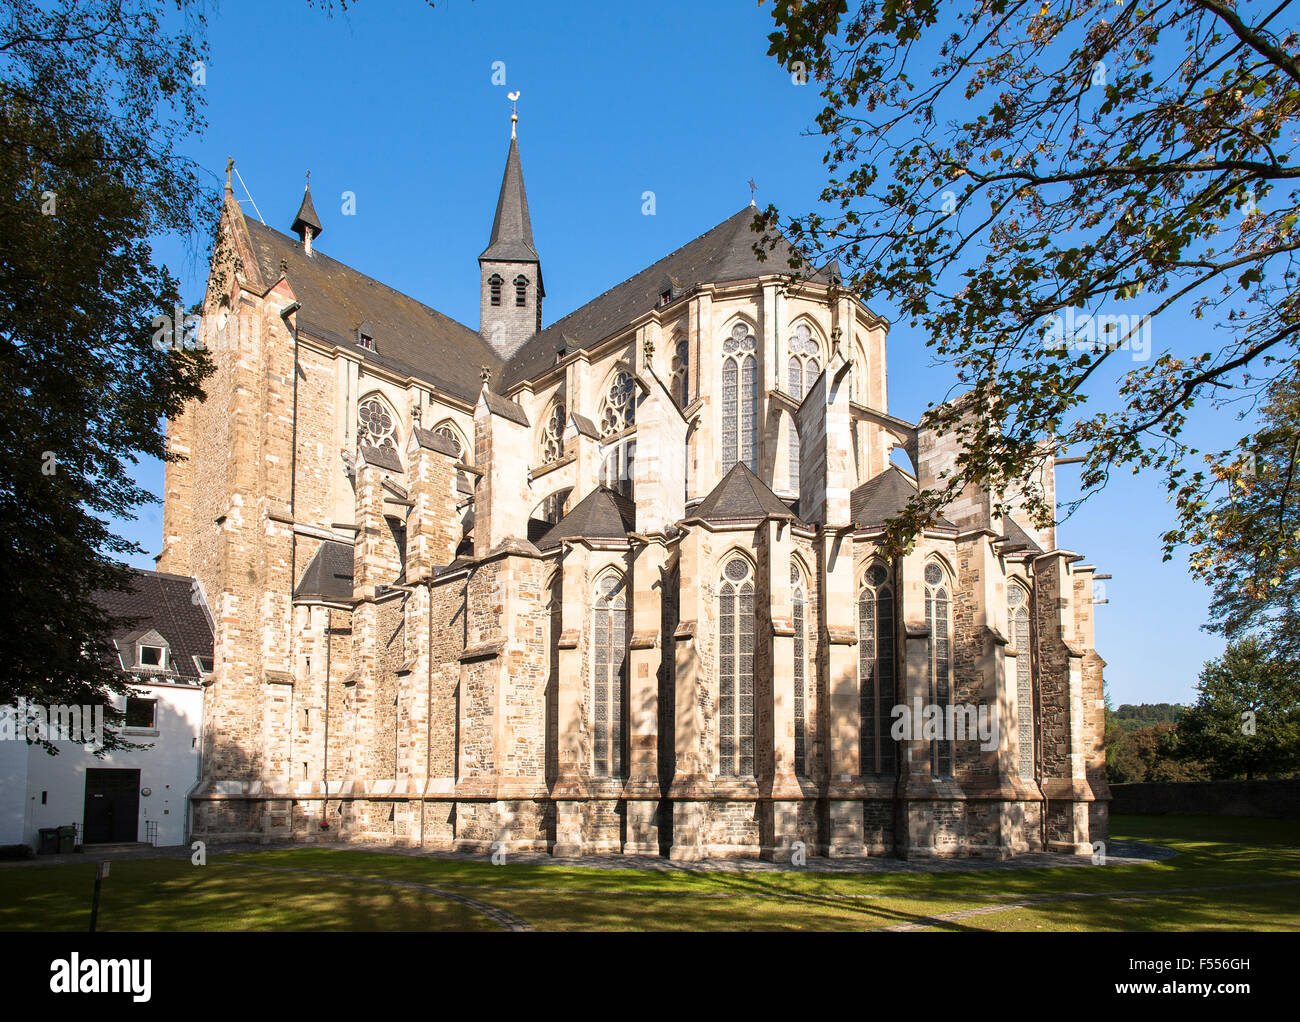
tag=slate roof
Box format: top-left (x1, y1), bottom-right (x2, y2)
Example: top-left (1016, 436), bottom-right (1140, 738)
top-left (242, 218), bottom-right (502, 404)
top-left (998, 516), bottom-right (1044, 554)
top-left (481, 136), bottom-right (541, 266)
top-left (850, 466), bottom-right (957, 531)
top-left (503, 207), bottom-right (832, 387)
top-left (97, 569), bottom-right (215, 684)
top-left (481, 389), bottom-right (529, 426)
top-left (535, 487), bottom-right (637, 550)
top-left (691, 462), bottom-right (802, 524)
top-left (291, 183), bottom-right (323, 238)
top-left (293, 541), bottom-right (355, 603)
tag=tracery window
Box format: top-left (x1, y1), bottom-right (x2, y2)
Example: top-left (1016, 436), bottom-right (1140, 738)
top-left (792, 562), bottom-right (808, 776)
top-left (357, 395), bottom-right (398, 453)
top-left (1009, 582), bottom-right (1034, 780)
top-left (670, 336), bottom-right (689, 408)
top-left (721, 323), bottom-right (758, 472)
top-left (859, 561), bottom-right (897, 776)
top-left (592, 573), bottom-right (628, 778)
top-left (599, 370), bottom-right (636, 436)
top-left (787, 324), bottom-right (822, 485)
top-left (718, 556), bottom-right (756, 777)
top-left (539, 400), bottom-right (566, 463)
top-left (925, 560), bottom-right (953, 778)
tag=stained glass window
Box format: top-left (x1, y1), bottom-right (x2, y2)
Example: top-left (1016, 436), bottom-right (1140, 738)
top-left (719, 556), bottom-right (755, 777)
top-left (358, 396), bottom-right (397, 453)
top-left (721, 324), bottom-right (758, 472)
top-left (540, 401), bottom-right (566, 463)
top-left (786, 324), bottom-right (822, 487)
top-left (592, 573), bottom-right (628, 778)
top-left (599, 371), bottom-right (636, 436)
top-left (859, 561), bottom-right (897, 776)
top-left (1009, 582), bottom-right (1033, 780)
top-left (925, 561), bottom-right (953, 777)
top-left (792, 563), bottom-right (807, 776)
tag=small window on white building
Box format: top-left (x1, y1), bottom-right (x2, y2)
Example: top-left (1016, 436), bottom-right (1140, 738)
top-left (125, 697), bottom-right (157, 729)
top-left (138, 644), bottom-right (166, 669)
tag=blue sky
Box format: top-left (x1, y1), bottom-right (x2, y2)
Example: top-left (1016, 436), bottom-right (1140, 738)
top-left (123, 0), bottom-right (1226, 706)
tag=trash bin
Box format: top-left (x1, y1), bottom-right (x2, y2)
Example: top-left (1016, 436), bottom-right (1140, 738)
top-left (38, 828), bottom-right (58, 855)
top-left (56, 825), bottom-right (76, 853)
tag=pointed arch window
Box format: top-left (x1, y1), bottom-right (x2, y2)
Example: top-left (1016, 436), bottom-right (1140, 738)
top-left (925, 560), bottom-right (953, 778)
top-left (488, 274), bottom-right (503, 307)
top-left (787, 323), bottom-right (823, 401)
top-left (514, 275), bottom-right (529, 307)
top-left (599, 439), bottom-right (635, 499)
top-left (599, 370), bottom-right (637, 436)
top-left (539, 400), bottom-right (566, 463)
top-left (431, 420), bottom-right (470, 463)
top-left (722, 324), bottom-right (758, 473)
top-left (1009, 582), bottom-right (1034, 780)
top-left (670, 336), bottom-right (689, 408)
top-left (592, 573), bottom-right (628, 778)
top-left (792, 562), bottom-right (808, 776)
top-left (358, 395), bottom-right (398, 453)
top-left (718, 556), bottom-right (756, 777)
top-left (787, 324), bottom-right (822, 487)
top-left (859, 561), bottom-right (898, 776)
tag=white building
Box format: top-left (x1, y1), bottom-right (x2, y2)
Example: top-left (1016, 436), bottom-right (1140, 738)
top-left (0, 569), bottom-right (211, 850)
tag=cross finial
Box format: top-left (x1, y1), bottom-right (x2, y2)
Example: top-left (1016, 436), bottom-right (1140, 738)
top-left (508, 90), bottom-right (520, 139)
top-left (747, 178), bottom-right (757, 207)
top-left (305, 169), bottom-right (311, 188)
top-left (225, 156), bottom-right (234, 197)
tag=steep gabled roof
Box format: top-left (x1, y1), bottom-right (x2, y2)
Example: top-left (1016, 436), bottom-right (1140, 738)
top-left (96, 569), bottom-right (214, 684)
top-left (242, 219), bottom-right (502, 404)
top-left (480, 136), bottom-right (540, 264)
top-left (535, 487), bottom-right (636, 550)
top-left (293, 541), bottom-right (354, 603)
top-left (691, 462), bottom-right (802, 524)
top-left (850, 466), bottom-right (957, 531)
top-left (503, 207), bottom-right (831, 387)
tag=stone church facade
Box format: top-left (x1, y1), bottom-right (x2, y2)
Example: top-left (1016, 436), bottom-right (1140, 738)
top-left (158, 127), bottom-right (1109, 859)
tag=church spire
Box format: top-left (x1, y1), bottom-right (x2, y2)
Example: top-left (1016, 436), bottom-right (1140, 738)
top-left (479, 108), bottom-right (543, 359)
top-left (480, 134), bottom-right (538, 263)
top-left (291, 172), bottom-right (323, 257)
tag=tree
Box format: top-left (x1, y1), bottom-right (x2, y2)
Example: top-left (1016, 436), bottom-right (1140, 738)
top-left (760, 0), bottom-right (1300, 558)
top-left (0, 1), bottom-right (216, 746)
top-left (1167, 637), bottom-right (1300, 779)
top-left (1195, 373), bottom-right (1300, 658)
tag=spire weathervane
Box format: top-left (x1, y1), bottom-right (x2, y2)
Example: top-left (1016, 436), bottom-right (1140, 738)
top-left (747, 178), bottom-right (757, 207)
top-left (508, 90), bottom-right (520, 139)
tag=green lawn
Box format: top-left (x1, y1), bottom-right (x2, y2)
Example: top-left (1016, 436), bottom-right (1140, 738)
top-left (1, 815), bottom-right (1296, 931)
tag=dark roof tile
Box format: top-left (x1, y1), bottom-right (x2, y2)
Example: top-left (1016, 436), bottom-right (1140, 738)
top-left (96, 569), bottom-right (214, 683)
top-left (536, 487), bottom-right (636, 550)
top-left (242, 219), bottom-right (502, 404)
top-left (692, 462), bottom-right (802, 524)
top-left (294, 541), bottom-right (354, 603)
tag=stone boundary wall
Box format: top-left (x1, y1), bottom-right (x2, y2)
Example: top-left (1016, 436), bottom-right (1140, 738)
top-left (1110, 780), bottom-right (1300, 818)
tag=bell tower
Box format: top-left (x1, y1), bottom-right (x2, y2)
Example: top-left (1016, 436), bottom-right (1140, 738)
top-left (479, 102), bottom-right (543, 359)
